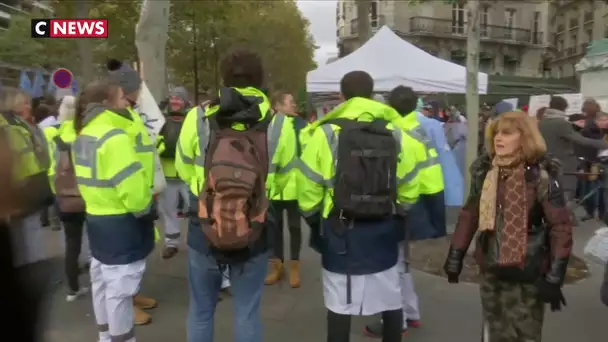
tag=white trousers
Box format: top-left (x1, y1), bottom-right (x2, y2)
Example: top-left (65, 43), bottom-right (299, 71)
top-left (10, 211), bottom-right (47, 267)
top-left (158, 179), bottom-right (189, 248)
top-left (90, 258), bottom-right (146, 342)
top-left (398, 242), bottom-right (420, 328)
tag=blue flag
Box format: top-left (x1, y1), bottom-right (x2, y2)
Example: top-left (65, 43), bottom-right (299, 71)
top-left (31, 70), bottom-right (45, 98)
top-left (46, 73), bottom-right (57, 95)
top-left (19, 70), bottom-right (32, 95)
top-left (71, 79), bottom-right (79, 95)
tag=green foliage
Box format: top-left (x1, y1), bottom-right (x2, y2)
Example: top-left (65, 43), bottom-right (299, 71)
top-left (168, 0), bottom-right (315, 95)
top-left (0, 0), bottom-right (315, 95)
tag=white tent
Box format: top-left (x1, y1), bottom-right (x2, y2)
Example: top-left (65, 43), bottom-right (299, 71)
top-left (307, 26), bottom-right (488, 94)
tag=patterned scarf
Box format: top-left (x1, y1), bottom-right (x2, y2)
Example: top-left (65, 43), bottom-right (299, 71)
top-left (478, 155), bottom-right (528, 266)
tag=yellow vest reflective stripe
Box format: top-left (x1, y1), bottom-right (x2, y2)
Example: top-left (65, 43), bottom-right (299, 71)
top-left (73, 129), bottom-right (143, 188)
top-left (404, 126), bottom-right (440, 169)
top-left (268, 114), bottom-right (298, 176)
top-left (1, 114), bottom-right (49, 179)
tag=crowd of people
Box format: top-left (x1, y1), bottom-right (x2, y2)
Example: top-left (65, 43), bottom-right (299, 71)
top-left (0, 47), bottom-right (607, 342)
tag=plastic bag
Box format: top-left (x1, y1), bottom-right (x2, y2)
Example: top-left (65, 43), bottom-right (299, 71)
top-left (583, 227), bottom-right (608, 265)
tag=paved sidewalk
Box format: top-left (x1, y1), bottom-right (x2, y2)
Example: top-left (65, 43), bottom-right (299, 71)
top-left (43, 211), bottom-right (606, 342)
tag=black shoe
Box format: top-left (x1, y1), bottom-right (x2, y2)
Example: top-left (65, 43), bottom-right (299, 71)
top-left (363, 321), bottom-right (408, 338)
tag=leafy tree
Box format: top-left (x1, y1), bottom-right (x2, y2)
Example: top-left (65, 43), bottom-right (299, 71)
top-left (168, 0), bottom-right (315, 96)
top-left (0, 14), bottom-right (47, 68)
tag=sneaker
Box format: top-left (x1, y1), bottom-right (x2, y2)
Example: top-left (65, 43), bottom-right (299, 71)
top-left (364, 321), bottom-right (408, 338)
top-left (66, 287), bottom-right (89, 302)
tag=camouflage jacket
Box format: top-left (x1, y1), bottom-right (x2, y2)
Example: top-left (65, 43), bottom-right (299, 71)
top-left (446, 153), bottom-right (573, 284)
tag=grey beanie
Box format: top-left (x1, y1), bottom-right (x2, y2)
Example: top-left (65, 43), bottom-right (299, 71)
top-left (170, 86), bottom-right (189, 102)
top-left (107, 59), bottom-right (141, 96)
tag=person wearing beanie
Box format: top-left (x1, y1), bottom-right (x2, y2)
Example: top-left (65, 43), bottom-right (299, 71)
top-left (106, 58), bottom-right (159, 325)
top-left (157, 86), bottom-right (191, 259)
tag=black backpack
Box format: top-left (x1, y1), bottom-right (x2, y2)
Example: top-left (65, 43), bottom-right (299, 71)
top-left (159, 116), bottom-right (185, 158)
top-left (326, 118), bottom-right (398, 220)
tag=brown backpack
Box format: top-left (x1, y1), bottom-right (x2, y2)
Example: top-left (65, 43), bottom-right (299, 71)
top-left (54, 137), bottom-right (85, 213)
top-left (198, 112), bottom-right (271, 256)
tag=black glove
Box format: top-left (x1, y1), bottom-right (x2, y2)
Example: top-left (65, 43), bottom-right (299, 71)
top-left (305, 213), bottom-right (322, 254)
top-left (443, 247), bottom-right (464, 284)
top-left (537, 278), bottom-right (567, 312)
top-left (140, 198), bottom-right (159, 222)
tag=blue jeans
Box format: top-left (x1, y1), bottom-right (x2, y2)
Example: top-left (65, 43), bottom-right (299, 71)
top-left (186, 247), bottom-right (268, 342)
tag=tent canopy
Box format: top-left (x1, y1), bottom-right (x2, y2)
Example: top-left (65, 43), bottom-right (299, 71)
top-left (307, 26), bottom-right (488, 94)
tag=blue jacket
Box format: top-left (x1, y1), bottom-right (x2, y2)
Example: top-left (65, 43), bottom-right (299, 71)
top-left (416, 112), bottom-right (464, 206)
top-left (320, 218), bottom-right (401, 275)
top-left (86, 214), bottom-right (154, 265)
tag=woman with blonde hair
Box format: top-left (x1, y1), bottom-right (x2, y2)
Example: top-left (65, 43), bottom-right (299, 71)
top-left (443, 111), bottom-right (573, 342)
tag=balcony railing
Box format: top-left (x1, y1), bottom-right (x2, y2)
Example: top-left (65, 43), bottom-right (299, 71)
top-left (348, 15), bottom-right (386, 37)
top-left (408, 17), bottom-right (542, 45)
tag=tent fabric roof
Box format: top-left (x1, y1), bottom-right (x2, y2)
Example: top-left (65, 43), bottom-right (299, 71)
top-left (307, 26), bottom-right (488, 94)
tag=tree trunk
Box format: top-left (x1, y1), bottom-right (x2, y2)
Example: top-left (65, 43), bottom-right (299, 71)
top-left (464, 0), bottom-right (480, 195)
top-left (356, 0), bottom-right (371, 47)
top-left (135, 0), bottom-right (171, 102)
top-left (76, 0), bottom-right (93, 85)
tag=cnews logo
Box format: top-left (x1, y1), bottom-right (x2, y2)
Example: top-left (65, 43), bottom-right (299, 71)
top-left (31, 19), bottom-right (108, 38)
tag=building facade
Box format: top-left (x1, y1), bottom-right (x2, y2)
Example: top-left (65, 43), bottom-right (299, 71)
top-left (548, 0), bottom-right (608, 78)
top-left (336, 0), bottom-right (608, 78)
top-left (1, 0), bottom-right (53, 29)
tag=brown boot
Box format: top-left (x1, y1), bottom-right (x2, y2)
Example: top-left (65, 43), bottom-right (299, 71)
top-left (134, 294), bottom-right (157, 309)
top-left (289, 260), bottom-right (301, 288)
top-left (264, 258), bottom-right (283, 285)
top-left (134, 306), bottom-right (151, 325)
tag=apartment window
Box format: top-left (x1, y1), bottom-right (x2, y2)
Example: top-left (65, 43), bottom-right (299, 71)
top-left (532, 11), bottom-right (540, 43)
top-left (586, 28), bottom-right (593, 42)
top-left (452, 3), bottom-right (466, 34)
top-left (504, 9), bottom-right (516, 39)
top-left (480, 6), bottom-right (489, 37)
top-left (370, 0), bottom-right (378, 28)
top-left (571, 32), bottom-right (578, 46)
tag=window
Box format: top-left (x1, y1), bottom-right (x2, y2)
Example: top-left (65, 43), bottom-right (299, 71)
top-left (571, 32), bottom-right (578, 46)
top-left (504, 9), bottom-right (516, 39)
top-left (370, 0), bottom-right (378, 28)
top-left (532, 11), bottom-right (540, 43)
top-left (586, 29), bottom-right (593, 42)
top-left (452, 3), bottom-right (466, 34)
top-left (480, 6), bottom-right (489, 37)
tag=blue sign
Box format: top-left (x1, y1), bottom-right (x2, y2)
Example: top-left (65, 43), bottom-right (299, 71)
top-left (52, 68), bottom-right (73, 89)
